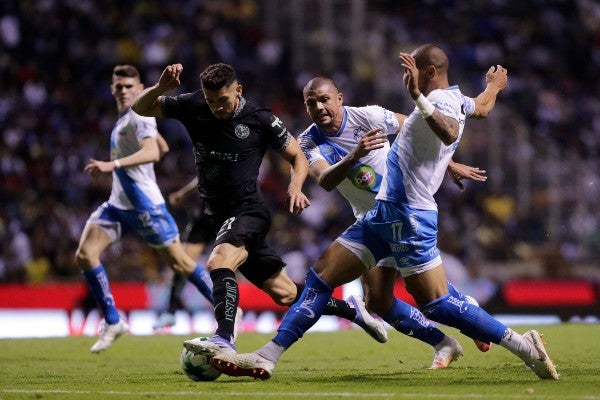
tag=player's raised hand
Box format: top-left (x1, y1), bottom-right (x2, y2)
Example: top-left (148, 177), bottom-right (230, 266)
top-left (485, 65), bottom-right (508, 92)
top-left (399, 53), bottom-right (421, 99)
top-left (158, 63), bottom-right (183, 91)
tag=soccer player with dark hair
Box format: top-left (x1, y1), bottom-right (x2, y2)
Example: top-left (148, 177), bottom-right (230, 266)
top-left (132, 62), bottom-right (388, 357)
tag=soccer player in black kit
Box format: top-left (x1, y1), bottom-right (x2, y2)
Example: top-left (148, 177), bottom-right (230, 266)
top-left (133, 63), bottom-right (387, 357)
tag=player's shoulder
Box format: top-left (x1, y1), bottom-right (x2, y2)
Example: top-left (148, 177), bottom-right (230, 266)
top-left (129, 108), bottom-right (157, 126)
top-left (429, 86), bottom-right (464, 101)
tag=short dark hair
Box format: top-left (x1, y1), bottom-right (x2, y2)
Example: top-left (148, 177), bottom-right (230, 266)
top-left (303, 76), bottom-right (340, 98)
top-left (112, 65), bottom-right (140, 79)
top-left (200, 63), bottom-right (237, 91)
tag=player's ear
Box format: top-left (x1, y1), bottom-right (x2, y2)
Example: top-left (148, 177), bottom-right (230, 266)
top-left (428, 65), bottom-right (436, 79)
top-left (236, 83), bottom-right (243, 97)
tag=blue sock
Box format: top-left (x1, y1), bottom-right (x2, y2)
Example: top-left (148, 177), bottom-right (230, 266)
top-left (382, 298), bottom-right (445, 346)
top-left (82, 265), bottom-right (119, 324)
top-left (187, 265), bottom-right (213, 303)
top-left (422, 290), bottom-right (506, 344)
top-left (274, 268), bottom-right (332, 348)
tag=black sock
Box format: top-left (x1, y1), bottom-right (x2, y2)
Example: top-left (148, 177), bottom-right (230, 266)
top-left (167, 273), bottom-right (187, 314)
top-left (294, 283), bottom-right (356, 321)
top-left (210, 268), bottom-right (239, 342)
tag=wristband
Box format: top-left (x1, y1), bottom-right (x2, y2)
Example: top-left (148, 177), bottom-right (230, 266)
top-left (414, 94), bottom-right (435, 118)
top-left (114, 159), bottom-right (122, 169)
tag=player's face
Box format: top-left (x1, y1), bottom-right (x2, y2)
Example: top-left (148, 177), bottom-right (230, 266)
top-left (304, 84), bottom-right (343, 133)
top-left (203, 82), bottom-right (242, 120)
top-left (111, 76), bottom-right (143, 113)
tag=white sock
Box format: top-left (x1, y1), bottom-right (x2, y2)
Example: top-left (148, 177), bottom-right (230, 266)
top-left (499, 328), bottom-right (534, 361)
top-left (256, 340), bottom-right (285, 363)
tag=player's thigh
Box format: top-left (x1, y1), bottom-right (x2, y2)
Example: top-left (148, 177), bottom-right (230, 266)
top-left (206, 242), bottom-right (248, 271)
top-left (403, 263), bottom-right (449, 307)
top-left (316, 241), bottom-right (367, 288)
top-left (76, 223), bottom-right (113, 266)
top-left (155, 240), bottom-right (196, 274)
top-left (361, 265), bottom-right (397, 314)
top-left (182, 242), bottom-right (206, 261)
top-left (260, 268), bottom-right (297, 306)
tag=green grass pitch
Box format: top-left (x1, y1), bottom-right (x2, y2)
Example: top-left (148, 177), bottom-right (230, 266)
top-left (0, 324), bottom-right (599, 400)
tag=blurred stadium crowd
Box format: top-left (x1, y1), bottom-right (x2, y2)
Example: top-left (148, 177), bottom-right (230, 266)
top-left (1, 0), bottom-right (600, 288)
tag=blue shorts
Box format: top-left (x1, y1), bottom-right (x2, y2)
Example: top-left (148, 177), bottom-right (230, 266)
top-left (337, 200), bottom-right (441, 277)
top-left (86, 201), bottom-right (179, 247)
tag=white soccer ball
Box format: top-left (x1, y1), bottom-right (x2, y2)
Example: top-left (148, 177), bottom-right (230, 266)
top-left (179, 338), bottom-right (222, 382)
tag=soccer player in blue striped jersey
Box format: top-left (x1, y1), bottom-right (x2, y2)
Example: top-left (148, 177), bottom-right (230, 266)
top-left (295, 76), bottom-right (490, 368)
top-left (211, 44), bottom-right (559, 380)
top-left (76, 65), bottom-right (213, 353)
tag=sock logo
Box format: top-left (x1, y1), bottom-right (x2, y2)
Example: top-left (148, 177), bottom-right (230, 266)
top-left (447, 295), bottom-right (469, 313)
top-left (295, 288), bottom-right (318, 319)
top-left (224, 278), bottom-right (237, 322)
top-left (409, 308), bottom-right (433, 328)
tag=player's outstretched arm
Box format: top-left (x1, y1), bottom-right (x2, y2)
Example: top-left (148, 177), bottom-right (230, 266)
top-left (471, 65), bottom-right (508, 119)
top-left (447, 160), bottom-right (487, 191)
top-left (132, 63), bottom-right (183, 118)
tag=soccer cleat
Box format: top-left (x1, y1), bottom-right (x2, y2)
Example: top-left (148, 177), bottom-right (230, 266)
top-left (90, 318), bottom-right (129, 354)
top-left (232, 307), bottom-right (244, 343)
top-left (347, 295), bottom-right (388, 343)
top-left (521, 330), bottom-right (560, 379)
top-left (211, 352), bottom-right (274, 380)
top-left (183, 335), bottom-right (236, 358)
top-left (429, 335), bottom-right (463, 369)
top-left (152, 312), bottom-right (176, 330)
top-left (464, 295), bottom-right (492, 352)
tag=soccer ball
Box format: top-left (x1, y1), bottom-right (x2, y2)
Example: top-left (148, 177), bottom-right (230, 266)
top-left (179, 338), bottom-right (222, 382)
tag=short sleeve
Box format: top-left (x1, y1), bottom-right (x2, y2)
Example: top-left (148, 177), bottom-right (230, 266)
top-left (363, 105), bottom-right (400, 135)
top-left (264, 113), bottom-right (291, 152)
top-left (298, 131), bottom-right (324, 165)
top-left (132, 113), bottom-right (157, 142)
top-left (160, 93), bottom-right (193, 120)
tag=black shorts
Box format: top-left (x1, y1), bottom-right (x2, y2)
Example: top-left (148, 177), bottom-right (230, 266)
top-left (182, 210), bottom-right (216, 244)
top-left (212, 203), bottom-right (285, 288)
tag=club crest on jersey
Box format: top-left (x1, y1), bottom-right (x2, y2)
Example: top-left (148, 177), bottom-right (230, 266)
top-left (350, 165), bottom-right (377, 190)
top-left (234, 124), bottom-right (250, 139)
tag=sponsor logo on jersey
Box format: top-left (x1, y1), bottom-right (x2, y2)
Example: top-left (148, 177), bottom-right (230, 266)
top-left (234, 124), bottom-right (250, 139)
top-left (350, 165), bottom-right (377, 190)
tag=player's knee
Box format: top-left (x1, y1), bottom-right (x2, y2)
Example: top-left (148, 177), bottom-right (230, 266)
top-left (75, 247), bottom-right (94, 269)
top-left (270, 289), bottom-right (296, 307)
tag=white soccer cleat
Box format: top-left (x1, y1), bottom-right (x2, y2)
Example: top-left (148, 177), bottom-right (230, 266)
top-left (429, 335), bottom-right (463, 369)
top-left (152, 312), bottom-right (176, 330)
top-left (90, 318), bottom-right (129, 354)
top-left (347, 295), bottom-right (388, 344)
top-left (232, 307), bottom-right (244, 343)
top-left (521, 330), bottom-right (560, 379)
top-left (464, 295), bottom-right (492, 352)
top-left (211, 352), bottom-right (275, 380)
top-left (183, 335), bottom-right (236, 358)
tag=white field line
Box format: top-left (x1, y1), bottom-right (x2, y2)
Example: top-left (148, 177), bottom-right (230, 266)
top-left (2, 390), bottom-right (600, 399)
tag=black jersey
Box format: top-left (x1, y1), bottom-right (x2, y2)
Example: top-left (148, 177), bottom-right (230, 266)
top-left (161, 92), bottom-right (291, 215)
